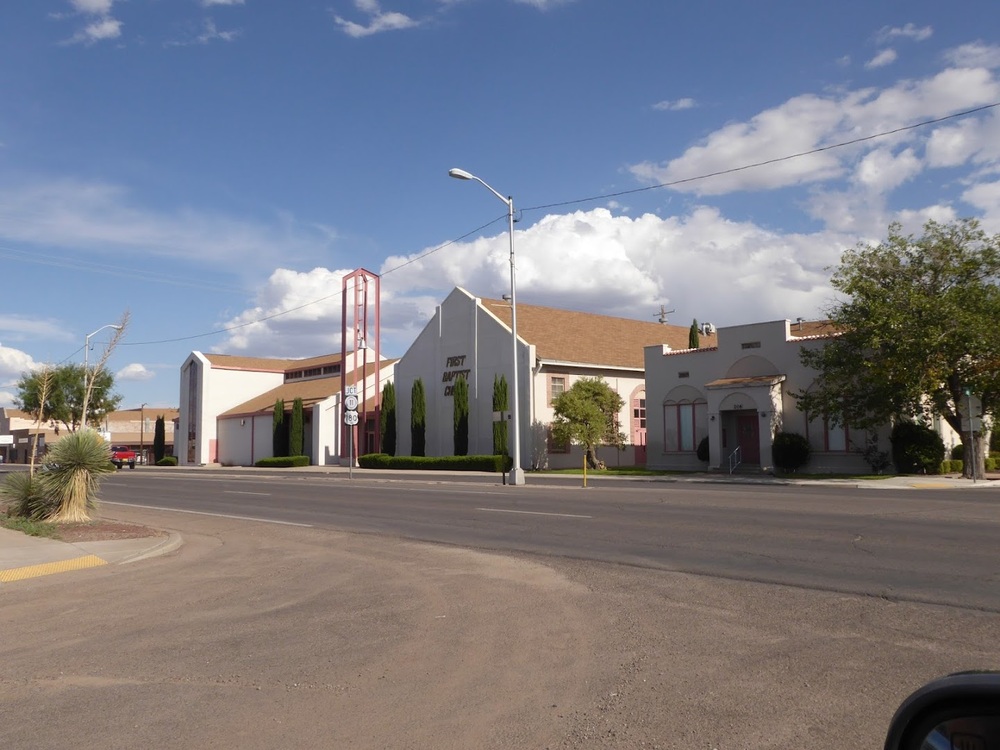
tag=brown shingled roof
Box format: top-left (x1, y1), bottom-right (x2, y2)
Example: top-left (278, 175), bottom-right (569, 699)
top-left (478, 297), bottom-right (715, 369)
top-left (219, 360), bottom-right (396, 417)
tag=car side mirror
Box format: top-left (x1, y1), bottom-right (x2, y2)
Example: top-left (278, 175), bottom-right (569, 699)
top-left (884, 672), bottom-right (1000, 750)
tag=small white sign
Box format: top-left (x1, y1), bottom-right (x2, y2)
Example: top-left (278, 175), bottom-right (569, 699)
top-left (344, 394), bottom-right (359, 411)
top-left (0, 435), bottom-right (13, 445)
top-left (344, 411), bottom-right (359, 426)
top-left (345, 385), bottom-right (358, 396)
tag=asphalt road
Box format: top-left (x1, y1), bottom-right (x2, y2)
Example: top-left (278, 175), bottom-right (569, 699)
top-left (98, 471), bottom-right (1000, 612)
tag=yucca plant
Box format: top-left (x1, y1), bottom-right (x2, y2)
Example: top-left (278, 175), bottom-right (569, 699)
top-left (39, 430), bottom-right (116, 523)
top-left (0, 472), bottom-right (57, 521)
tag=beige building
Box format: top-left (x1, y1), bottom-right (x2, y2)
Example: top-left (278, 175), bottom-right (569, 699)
top-left (393, 287), bottom-right (714, 469)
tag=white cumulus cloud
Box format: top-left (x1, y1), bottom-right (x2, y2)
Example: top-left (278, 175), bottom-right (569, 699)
top-left (865, 49), bottom-right (898, 69)
top-left (653, 98), bottom-right (697, 112)
top-left (877, 23), bottom-right (933, 43)
top-left (333, 1), bottom-right (420, 38)
top-left (116, 363), bottom-right (155, 381)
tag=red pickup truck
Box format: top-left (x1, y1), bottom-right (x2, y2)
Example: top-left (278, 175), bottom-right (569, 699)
top-left (110, 445), bottom-right (136, 470)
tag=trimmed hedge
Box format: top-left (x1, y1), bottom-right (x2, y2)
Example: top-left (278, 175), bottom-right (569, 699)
top-left (771, 431), bottom-right (811, 472)
top-left (255, 455), bottom-right (310, 468)
top-left (155, 456), bottom-right (178, 466)
top-left (358, 454), bottom-right (513, 472)
top-left (890, 421), bottom-right (945, 475)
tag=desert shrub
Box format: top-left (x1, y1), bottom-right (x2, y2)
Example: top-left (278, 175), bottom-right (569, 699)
top-left (890, 421), bottom-right (945, 475)
top-left (39, 430), bottom-right (116, 522)
top-left (155, 456), bottom-right (178, 466)
top-left (771, 432), bottom-right (811, 472)
top-left (0, 472), bottom-right (56, 520)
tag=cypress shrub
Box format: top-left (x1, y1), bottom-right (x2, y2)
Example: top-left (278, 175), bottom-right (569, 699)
top-left (289, 398), bottom-right (304, 457)
top-left (453, 375), bottom-right (469, 456)
top-left (492, 375), bottom-right (508, 457)
top-left (153, 415), bottom-right (166, 462)
top-left (272, 399), bottom-right (287, 457)
top-left (411, 379), bottom-right (426, 457)
top-left (380, 381), bottom-right (397, 456)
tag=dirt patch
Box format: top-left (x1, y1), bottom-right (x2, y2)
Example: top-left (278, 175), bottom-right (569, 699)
top-left (54, 519), bottom-right (166, 543)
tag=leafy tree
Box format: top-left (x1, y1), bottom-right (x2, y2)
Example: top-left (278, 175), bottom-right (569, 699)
top-left (797, 219), bottom-right (1000, 479)
top-left (551, 377), bottom-right (625, 469)
top-left (153, 415), bottom-right (166, 462)
top-left (290, 397), bottom-right (304, 457)
top-left (689, 319), bottom-right (700, 350)
top-left (380, 381), bottom-right (397, 456)
top-left (492, 375), bottom-right (508, 457)
top-left (453, 375), bottom-right (469, 456)
top-left (411, 379), bottom-right (426, 457)
top-left (272, 399), bottom-right (287, 457)
top-left (15, 364), bottom-right (122, 433)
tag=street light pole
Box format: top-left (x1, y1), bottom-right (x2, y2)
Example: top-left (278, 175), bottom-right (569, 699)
top-left (81, 324), bottom-right (123, 431)
top-left (448, 167), bottom-right (526, 485)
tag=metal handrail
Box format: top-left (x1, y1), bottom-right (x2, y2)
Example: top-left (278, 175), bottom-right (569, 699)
top-left (728, 446), bottom-right (742, 474)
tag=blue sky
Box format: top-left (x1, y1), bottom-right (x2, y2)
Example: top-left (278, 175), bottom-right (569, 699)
top-left (2, 0), bottom-right (1000, 411)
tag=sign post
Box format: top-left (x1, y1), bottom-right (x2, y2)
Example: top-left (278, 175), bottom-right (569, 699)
top-left (344, 386), bottom-right (359, 479)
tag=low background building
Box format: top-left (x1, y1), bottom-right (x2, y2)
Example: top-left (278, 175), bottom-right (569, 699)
top-left (0, 407), bottom-right (177, 464)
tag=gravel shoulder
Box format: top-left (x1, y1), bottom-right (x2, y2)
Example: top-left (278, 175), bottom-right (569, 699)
top-left (2, 505), bottom-right (997, 749)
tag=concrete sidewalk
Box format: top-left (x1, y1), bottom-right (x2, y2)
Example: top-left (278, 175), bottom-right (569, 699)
top-left (0, 526), bottom-right (182, 585)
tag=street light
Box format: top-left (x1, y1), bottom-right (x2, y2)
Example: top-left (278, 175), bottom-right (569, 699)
top-left (81, 324), bottom-right (123, 430)
top-left (449, 167), bottom-right (525, 485)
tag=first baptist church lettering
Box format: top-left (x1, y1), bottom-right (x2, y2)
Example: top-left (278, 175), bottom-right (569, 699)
top-left (442, 355), bottom-right (470, 396)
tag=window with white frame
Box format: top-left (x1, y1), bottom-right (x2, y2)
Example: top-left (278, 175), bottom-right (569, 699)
top-left (549, 375), bottom-right (566, 405)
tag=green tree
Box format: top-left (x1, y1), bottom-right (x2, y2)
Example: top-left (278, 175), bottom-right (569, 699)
top-left (689, 319), bottom-right (700, 349)
top-left (492, 375), bottom-right (508, 457)
top-left (153, 415), bottom-right (166, 462)
top-left (797, 219), bottom-right (1000, 479)
top-left (272, 399), bottom-right (287, 457)
top-left (289, 397), bottom-right (304, 457)
top-left (380, 381), bottom-right (397, 456)
top-left (411, 379), bottom-right (426, 457)
top-left (452, 375), bottom-right (469, 456)
top-left (15, 364), bottom-right (122, 433)
top-left (551, 377), bottom-right (625, 469)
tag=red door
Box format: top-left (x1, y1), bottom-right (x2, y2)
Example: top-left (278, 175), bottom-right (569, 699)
top-left (737, 414), bottom-right (760, 464)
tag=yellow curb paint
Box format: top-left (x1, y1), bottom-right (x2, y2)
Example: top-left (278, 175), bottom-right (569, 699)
top-left (911, 482), bottom-right (950, 489)
top-left (0, 555), bottom-right (107, 583)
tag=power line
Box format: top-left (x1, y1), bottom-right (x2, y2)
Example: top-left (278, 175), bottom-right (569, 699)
top-left (522, 101), bottom-right (1000, 213)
